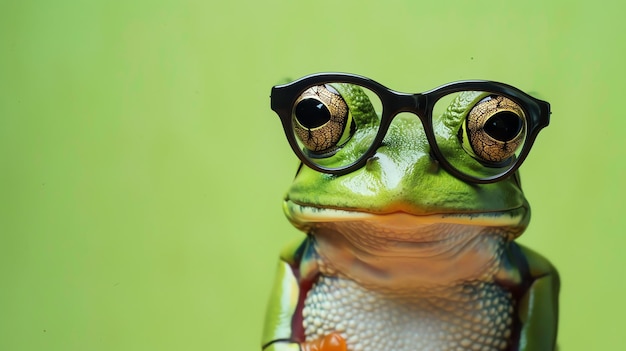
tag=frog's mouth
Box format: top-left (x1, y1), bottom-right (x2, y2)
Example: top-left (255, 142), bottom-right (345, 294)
top-left (283, 199), bottom-right (529, 231)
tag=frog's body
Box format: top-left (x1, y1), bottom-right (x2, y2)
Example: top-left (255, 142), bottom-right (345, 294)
top-left (263, 78), bottom-right (558, 351)
top-left (305, 273), bottom-right (513, 351)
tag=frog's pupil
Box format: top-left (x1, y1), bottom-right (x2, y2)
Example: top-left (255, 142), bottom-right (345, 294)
top-left (484, 112), bottom-right (523, 141)
top-left (295, 98), bottom-right (330, 129)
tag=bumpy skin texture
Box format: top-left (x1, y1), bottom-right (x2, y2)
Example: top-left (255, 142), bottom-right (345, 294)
top-left (262, 85), bottom-right (559, 351)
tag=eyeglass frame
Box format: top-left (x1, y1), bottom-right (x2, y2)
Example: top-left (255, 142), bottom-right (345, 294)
top-left (270, 72), bottom-right (550, 184)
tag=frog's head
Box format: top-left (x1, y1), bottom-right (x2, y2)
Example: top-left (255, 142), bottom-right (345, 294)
top-left (272, 75), bottom-right (549, 280)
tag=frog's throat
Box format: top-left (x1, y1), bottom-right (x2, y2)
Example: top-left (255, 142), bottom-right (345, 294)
top-left (284, 199), bottom-right (528, 289)
top-left (283, 199), bottom-right (529, 231)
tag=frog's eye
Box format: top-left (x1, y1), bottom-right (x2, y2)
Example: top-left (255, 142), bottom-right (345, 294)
top-left (292, 84), bottom-right (354, 155)
top-left (460, 95), bottom-right (526, 164)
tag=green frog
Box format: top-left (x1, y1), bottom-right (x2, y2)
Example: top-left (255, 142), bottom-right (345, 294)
top-left (262, 73), bottom-right (559, 351)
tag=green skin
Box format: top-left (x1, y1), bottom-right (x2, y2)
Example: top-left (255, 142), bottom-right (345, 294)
top-left (262, 85), bottom-right (559, 351)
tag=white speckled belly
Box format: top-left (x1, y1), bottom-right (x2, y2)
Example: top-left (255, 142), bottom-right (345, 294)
top-left (302, 275), bottom-right (514, 351)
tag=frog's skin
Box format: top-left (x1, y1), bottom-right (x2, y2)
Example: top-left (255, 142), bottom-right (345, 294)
top-left (262, 84), bottom-right (559, 351)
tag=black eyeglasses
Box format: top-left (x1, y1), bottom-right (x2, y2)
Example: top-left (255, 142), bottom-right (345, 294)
top-left (271, 73), bottom-right (550, 184)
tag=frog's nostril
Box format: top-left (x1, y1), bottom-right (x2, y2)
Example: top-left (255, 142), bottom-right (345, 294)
top-left (365, 156), bottom-right (380, 171)
top-left (427, 159), bottom-right (440, 174)
top-left (425, 153), bottom-right (440, 174)
top-left (428, 150), bottom-right (438, 163)
top-left (366, 156), bottom-right (379, 164)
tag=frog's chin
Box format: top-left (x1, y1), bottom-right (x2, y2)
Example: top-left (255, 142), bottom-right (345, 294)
top-left (283, 200), bottom-right (528, 231)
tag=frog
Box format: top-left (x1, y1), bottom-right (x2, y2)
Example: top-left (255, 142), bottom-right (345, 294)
top-left (262, 73), bottom-right (559, 351)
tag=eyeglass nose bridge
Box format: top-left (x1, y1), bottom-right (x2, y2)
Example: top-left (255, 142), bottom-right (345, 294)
top-left (379, 91), bottom-right (431, 121)
top-left (376, 92), bottom-right (434, 141)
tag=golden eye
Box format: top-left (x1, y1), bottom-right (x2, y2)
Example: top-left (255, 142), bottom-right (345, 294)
top-left (292, 84), bottom-right (353, 154)
top-left (462, 95), bottom-right (526, 163)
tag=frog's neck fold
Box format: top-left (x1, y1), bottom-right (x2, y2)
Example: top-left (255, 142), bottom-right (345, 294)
top-left (310, 219), bottom-right (518, 295)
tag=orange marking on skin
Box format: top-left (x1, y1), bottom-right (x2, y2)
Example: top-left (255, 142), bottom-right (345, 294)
top-left (301, 333), bottom-right (347, 351)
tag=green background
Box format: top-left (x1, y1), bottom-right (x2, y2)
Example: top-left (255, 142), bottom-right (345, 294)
top-left (1, 1), bottom-right (624, 350)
